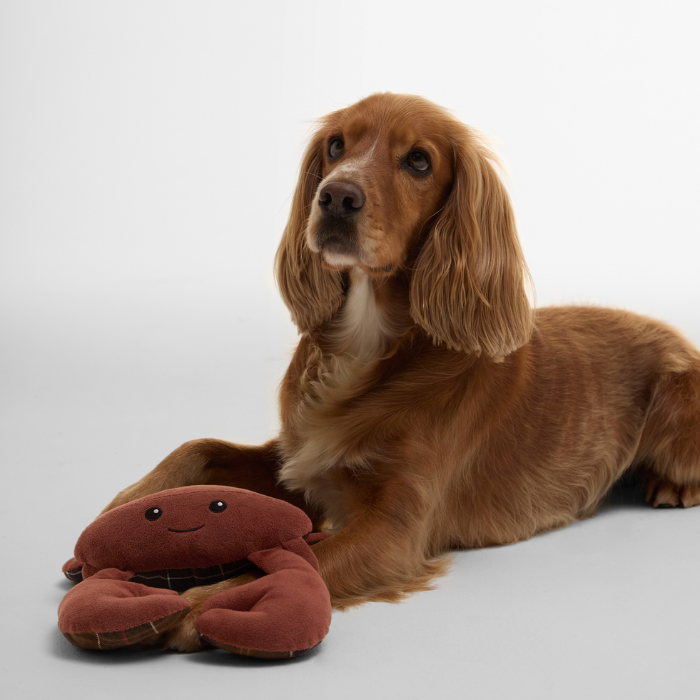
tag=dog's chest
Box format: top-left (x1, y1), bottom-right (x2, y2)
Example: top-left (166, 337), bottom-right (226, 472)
top-left (278, 272), bottom-right (393, 494)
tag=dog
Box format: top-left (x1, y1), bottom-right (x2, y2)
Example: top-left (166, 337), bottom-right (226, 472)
top-left (103, 93), bottom-right (700, 651)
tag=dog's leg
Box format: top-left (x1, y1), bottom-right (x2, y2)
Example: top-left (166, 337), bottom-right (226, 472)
top-left (162, 467), bottom-right (444, 649)
top-left (101, 438), bottom-right (320, 524)
top-left (166, 511), bottom-right (447, 652)
top-left (281, 463), bottom-right (450, 608)
top-left (163, 519), bottom-right (446, 651)
top-left (164, 572), bottom-right (262, 652)
top-left (638, 362), bottom-right (700, 508)
top-left (309, 504), bottom-right (449, 610)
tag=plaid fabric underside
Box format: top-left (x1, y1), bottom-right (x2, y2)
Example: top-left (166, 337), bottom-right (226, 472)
top-left (200, 634), bottom-right (320, 660)
top-left (129, 558), bottom-right (254, 592)
top-left (62, 608), bottom-right (190, 650)
top-left (63, 532), bottom-right (323, 588)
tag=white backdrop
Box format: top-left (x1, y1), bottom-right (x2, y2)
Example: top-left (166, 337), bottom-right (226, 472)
top-left (1, 2), bottom-right (699, 698)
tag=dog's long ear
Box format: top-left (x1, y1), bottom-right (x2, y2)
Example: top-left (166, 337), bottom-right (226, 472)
top-left (409, 130), bottom-right (533, 360)
top-left (275, 129), bottom-right (344, 333)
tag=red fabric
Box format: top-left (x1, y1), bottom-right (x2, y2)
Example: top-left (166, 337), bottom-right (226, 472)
top-left (281, 536), bottom-right (321, 572)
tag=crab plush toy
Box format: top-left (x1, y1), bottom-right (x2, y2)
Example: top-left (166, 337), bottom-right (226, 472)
top-left (58, 486), bottom-right (332, 658)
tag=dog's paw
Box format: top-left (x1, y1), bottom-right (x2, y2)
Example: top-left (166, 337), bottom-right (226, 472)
top-left (643, 475), bottom-right (700, 508)
top-left (164, 606), bottom-right (205, 652)
top-left (163, 572), bottom-right (263, 653)
top-left (162, 585), bottom-right (213, 652)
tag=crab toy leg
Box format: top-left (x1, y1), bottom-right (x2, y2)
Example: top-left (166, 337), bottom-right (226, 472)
top-left (194, 540), bottom-right (332, 658)
top-left (58, 568), bottom-right (191, 650)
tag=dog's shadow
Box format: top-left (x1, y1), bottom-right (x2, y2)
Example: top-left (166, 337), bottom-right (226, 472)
top-left (601, 471), bottom-right (648, 510)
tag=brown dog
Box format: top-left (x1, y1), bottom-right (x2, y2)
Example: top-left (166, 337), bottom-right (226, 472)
top-left (103, 93), bottom-right (700, 651)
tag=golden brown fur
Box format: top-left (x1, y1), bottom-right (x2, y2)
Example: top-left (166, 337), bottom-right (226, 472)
top-left (103, 93), bottom-right (700, 651)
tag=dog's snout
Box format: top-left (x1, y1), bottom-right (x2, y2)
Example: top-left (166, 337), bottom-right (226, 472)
top-left (318, 181), bottom-right (366, 219)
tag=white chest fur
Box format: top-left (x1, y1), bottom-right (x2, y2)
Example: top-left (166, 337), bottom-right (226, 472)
top-left (278, 270), bottom-right (393, 495)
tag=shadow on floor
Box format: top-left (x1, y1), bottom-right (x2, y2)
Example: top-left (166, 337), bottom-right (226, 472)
top-left (601, 470), bottom-right (648, 509)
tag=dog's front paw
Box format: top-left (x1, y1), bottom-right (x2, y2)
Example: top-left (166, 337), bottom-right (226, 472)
top-left (163, 602), bottom-right (205, 652)
top-left (163, 573), bottom-right (263, 652)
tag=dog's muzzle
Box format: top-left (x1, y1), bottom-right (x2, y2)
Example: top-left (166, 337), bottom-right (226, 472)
top-left (315, 180), bottom-right (365, 257)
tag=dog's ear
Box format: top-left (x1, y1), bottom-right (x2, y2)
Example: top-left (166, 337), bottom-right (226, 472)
top-left (409, 131), bottom-right (533, 360)
top-left (275, 129), bottom-right (344, 333)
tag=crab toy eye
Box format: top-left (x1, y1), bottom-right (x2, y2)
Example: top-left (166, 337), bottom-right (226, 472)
top-left (145, 507), bottom-right (163, 521)
top-left (209, 500), bottom-right (227, 513)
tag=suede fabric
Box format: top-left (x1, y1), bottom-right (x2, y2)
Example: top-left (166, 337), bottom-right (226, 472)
top-left (58, 486), bottom-right (332, 657)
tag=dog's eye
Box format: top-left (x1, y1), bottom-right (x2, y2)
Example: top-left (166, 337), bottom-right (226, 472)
top-left (209, 500), bottom-right (227, 513)
top-left (328, 138), bottom-right (344, 159)
top-left (145, 507), bottom-right (163, 521)
top-left (406, 151), bottom-right (431, 174)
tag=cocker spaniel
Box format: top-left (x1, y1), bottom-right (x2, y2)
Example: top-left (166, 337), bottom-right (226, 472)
top-left (103, 93), bottom-right (700, 651)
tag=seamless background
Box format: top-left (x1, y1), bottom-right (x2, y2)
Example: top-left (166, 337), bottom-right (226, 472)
top-left (1, 2), bottom-right (699, 698)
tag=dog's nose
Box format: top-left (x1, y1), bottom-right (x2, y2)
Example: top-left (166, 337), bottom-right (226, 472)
top-left (318, 181), bottom-right (365, 219)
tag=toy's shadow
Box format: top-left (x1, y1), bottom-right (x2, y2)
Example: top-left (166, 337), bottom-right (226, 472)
top-left (50, 626), bottom-right (165, 664)
top-left (56, 578), bottom-right (73, 593)
top-left (50, 624), bottom-right (323, 666)
top-left (187, 642), bottom-right (323, 667)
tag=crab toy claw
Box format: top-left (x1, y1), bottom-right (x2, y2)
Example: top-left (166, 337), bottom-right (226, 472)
top-left (59, 569), bottom-right (191, 650)
top-left (196, 543), bottom-right (331, 658)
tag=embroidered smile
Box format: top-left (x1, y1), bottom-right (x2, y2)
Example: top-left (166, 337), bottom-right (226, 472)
top-left (167, 524), bottom-right (205, 533)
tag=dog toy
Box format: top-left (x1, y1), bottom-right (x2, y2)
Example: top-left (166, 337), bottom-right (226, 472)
top-left (59, 485), bottom-right (331, 658)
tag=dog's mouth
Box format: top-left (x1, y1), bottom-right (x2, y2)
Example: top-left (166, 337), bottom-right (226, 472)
top-left (167, 524), bottom-right (205, 533)
top-left (318, 238), bottom-right (394, 276)
top-left (320, 238), bottom-right (359, 269)
top-left (311, 221), bottom-right (395, 276)
top-left (316, 219), bottom-right (358, 256)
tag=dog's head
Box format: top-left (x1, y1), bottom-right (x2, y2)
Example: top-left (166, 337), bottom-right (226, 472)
top-left (276, 93), bottom-right (532, 359)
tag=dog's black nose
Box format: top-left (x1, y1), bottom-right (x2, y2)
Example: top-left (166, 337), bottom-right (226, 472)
top-left (318, 181), bottom-right (365, 219)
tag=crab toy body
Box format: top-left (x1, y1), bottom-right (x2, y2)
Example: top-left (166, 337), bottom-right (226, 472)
top-left (58, 486), bottom-right (332, 658)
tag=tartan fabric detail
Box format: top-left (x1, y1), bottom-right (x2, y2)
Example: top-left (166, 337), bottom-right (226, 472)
top-left (200, 634), bottom-right (320, 660)
top-left (62, 532), bottom-right (325, 590)
top-left (61, 608), bottom-right (189, 650)
top-left (128, 558), bottom-right (254, 592)
top-left (64, 567), bottom-right (84, 584)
